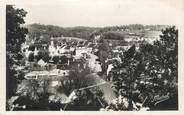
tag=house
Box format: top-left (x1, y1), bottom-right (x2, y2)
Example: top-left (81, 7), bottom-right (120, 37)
top-left (24, 69), bottom-right (69, 80)
top-left (37, 59), bottom-right (47, 67)
top-left (75, 47), bottom-right (92, 58)
top-left (115, 46), bottom-right (131, 51)
top-left (48, 37), bottom-right (75, 58)
top-left (49, 69), bottom-right (69, 77)
top-left (24, 71), bottom-right (49, 79)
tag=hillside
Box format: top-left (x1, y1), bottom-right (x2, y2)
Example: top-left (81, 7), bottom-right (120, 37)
top-left (26, 24), bottom-right (100, 41)
top-left (26, 24), bottom-right (168, 42)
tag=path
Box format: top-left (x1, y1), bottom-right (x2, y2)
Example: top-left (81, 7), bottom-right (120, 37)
top-left (88, 73), bottom-right (117, 104)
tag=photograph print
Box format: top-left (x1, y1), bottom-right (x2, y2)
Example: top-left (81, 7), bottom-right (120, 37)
top-left (6, 1), bottom-right (178, 111)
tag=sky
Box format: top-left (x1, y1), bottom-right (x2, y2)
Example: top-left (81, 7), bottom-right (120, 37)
top-left (14, 0), bottom-right (183, 27)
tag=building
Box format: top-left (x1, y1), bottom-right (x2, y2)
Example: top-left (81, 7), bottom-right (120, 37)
top-left (48, 37), bottom-right (75, 58)
top-left (24, 69), bottom-right (69, 80)
top-left (75, 47), bottom-right (92, 58)
top-left (48, 37), bottom-right (58, 57)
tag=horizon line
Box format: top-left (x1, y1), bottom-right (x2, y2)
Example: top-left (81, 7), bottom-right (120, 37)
top-left (24, 23), bottom-right (172, 28)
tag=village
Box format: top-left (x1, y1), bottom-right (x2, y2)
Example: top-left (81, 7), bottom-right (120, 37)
top-left (8, 29), bottom-right (166, 111)
top-left (6, 4), bottom-right (178, 111)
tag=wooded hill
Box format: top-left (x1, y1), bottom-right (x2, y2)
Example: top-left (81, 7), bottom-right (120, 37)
top-left (26, 23), bottom-right (168, 41)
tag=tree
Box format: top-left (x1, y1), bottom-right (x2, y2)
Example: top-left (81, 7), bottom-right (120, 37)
top-left (59, 55), bottom-right (68, 64)
top-left (57, 64), bottom-right (92, 96)
top-left (28, 53), bottom-right (34, 62)
top-left (109, 26), bottom-right (178, 110)
top-left (13, 79), bottom-right (51, 110)
top-left (98, 39), bottom-right (110, 72)
top-left (52, 56), bottom-right (60, 64)
top-left (65, 88), bottom-right (106, 110)
top-left (150, 26), bottom-right (178, 108)
top-left (102, 32), bottom-right (125, 40)
top-left (6, 5), bottom-right (28, 53)
top-left (28, 45), bottom-right (35, 51)
top-left (35, 50), bottom-right (50, 62)
top-left (55, 60), bottom-right (106, 110)
top-left (6, 5), bottom-right (28, 99)
top-left (16, 80), bottom-right (40, 101)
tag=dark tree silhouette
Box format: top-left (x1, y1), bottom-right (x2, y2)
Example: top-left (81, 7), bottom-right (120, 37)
top-left (28, 53), bottom-right (34, 62)
top-left (6, 5), bottom-right (28, 100)
top-left (109, 26), bottom-right (178, 110)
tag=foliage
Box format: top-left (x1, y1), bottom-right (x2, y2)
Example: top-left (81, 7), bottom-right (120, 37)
top-left (65, 88), bottom-right (106, 110)
top-left (27, 24), bottom-right (167, 42)
top-left (102, 31), bottom-right (125, 40)
top-left (6, 5), bottom-right (28, 99)
top-left (28, 53), bottom-right (34, 62)
top-left (97, 39), bottom-right (110, 72)
top-left (12, 79), bottom-right (51, 110)
top-left (59, 55), bottom-right (68, 64)
top-left (109, 26), bottom-right (178, 110)
top-left (6, 5), bottom-right (28, 53)
top-left (27, 24), bottom-right (100, 41)
top-left (16, 80), bottom-right (40, 101)
top-left (52, 56), bottom-right (60, 64)
top-left (57, 63), bottom-right (91, 96)
top-left (28, 45), bottom-right (35, 51)
top-left (35, 50), bottom-right (50, 62)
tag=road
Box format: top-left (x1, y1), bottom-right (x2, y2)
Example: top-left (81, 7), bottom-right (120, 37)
top-left (85, 52), bottom-right (117, 103)
top-left (88, 73), bottom-right (117, 104)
